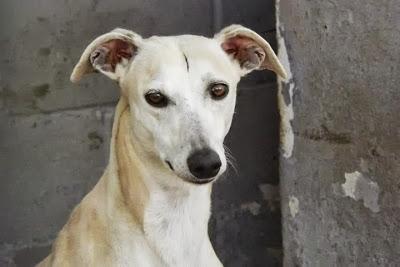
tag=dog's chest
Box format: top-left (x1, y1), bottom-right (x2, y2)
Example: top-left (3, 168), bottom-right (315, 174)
top-left (144, 188), bottom-right (212, 266)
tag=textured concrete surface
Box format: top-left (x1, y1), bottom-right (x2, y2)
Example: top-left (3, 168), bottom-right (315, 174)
top-left (0, 0), bottom-right (281, 266)
top-left (277, 0), bottom-right (400, 266)
top-left (0, 0), bottom-right (214, 115)
top-left (0, 107), bottom-right (114, 266)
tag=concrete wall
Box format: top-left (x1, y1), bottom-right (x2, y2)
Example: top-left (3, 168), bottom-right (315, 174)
top-left (0, 0), bottom-right (281, 266)
top-left (277, 0), bottom-right (400, 266)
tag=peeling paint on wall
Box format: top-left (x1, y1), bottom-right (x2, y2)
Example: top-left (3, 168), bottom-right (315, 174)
top-left (278, 0), bottom-right (400, 265)
top-left (288, 196), bottom-right (299, 218)
top-left (342, 171), bottom-right (360, 199)
top-left (342, 171), bottom-right (380, 213)
top-left (276, 0), bottom-right (295, 159)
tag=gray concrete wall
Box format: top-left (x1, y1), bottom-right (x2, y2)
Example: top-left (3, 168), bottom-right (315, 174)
top-left (0, 0), bottom-right (281, 266)
top-left (277, 0), bottom-right (400, 266)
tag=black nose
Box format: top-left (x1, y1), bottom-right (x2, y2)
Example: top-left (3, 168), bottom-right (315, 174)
top-left (187, 148), bottom-right (221, 179)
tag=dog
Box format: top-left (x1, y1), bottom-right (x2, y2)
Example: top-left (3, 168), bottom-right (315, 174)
top-left (37, 25), bottom-right (286, 267)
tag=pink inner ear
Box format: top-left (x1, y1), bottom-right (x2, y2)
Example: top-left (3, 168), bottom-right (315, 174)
top-left (221, 36), bottom-right (265, 69)
top-left (102, 39), bottom-right (135, 70)
top-left (221, 36), bottom-right (255, 55)
top-left (222, 36), bottom-right (247, 54)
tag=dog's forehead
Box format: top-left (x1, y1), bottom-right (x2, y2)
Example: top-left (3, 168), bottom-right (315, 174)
top-left (137, 35), bottom-right (238, 83)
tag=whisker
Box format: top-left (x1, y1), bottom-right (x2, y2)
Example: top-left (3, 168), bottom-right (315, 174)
top-left (223, 145), bottom-right (239, 177)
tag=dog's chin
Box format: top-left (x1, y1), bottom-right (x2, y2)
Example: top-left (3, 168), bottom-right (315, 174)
top-left (184, 177), bottom-right (217, 185)
top-left (175, 173), bottom-right (218, 185)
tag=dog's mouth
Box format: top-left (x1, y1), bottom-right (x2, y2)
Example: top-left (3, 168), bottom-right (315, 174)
top-left (164, 160), bottom-right (217, 185)
top-left (187, 177), bottom-right (216, 185)
top-left (165, 160), bottom-right (174, 171)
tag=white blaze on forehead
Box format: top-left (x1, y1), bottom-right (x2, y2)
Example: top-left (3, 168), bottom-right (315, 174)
top-left (127, 35), bottom-right (239, 96)
top-left (176, 35), bottom-right (240, 83)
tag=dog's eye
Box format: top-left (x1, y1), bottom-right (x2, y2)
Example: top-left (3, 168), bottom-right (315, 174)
top-left (145, 91), bottom-right (168, 108)
top-left (209, 83), bottom-right (229, 100)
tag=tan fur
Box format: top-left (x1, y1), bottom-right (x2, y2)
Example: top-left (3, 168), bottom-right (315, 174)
top-left (115, 105), bottom-right (150, 227)
top-left (37, 98), bottom-right (151, 266)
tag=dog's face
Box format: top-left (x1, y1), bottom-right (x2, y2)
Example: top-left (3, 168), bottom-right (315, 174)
top-left (71, 25), bottom-right (286, 185)
top-left (123, 36), bottom-right (240, 184)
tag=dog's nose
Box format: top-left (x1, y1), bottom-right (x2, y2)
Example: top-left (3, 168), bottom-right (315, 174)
top-left (187, 148), bottom-right (221, 179)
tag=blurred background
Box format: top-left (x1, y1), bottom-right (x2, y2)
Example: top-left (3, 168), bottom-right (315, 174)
top-left (0, 0), bottom-right (281, 266)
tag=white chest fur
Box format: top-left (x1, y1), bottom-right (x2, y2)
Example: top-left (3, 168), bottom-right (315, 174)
top-left (143, 184), bottom-right (218, 267)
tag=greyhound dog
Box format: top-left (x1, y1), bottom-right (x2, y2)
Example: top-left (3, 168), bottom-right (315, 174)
top-left (37, 25), bottom-right (286, 267)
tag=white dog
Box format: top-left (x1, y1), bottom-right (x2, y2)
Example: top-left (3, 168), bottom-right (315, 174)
top-left (37, 25), bottom-right (286, 267)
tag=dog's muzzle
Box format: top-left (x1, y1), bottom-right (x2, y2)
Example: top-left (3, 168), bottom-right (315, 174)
top-left (187, 148), bottom-right (221, 183)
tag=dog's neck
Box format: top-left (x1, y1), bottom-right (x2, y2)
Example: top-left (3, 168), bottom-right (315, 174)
top-left (105, 98), bottom-right (213, 265)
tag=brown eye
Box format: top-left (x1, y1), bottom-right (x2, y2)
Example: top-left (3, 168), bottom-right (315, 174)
top-left (145, 91), bottom-right (168, 108)
top-left (209, 83), bottom-right (229, 100)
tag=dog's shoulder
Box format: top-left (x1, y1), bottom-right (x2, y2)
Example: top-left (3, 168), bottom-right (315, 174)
top-left (41, 187), bottom-right (112, 266)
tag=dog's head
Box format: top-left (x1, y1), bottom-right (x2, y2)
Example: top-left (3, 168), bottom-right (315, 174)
top-left (71, 25), bottom-right (286, 185)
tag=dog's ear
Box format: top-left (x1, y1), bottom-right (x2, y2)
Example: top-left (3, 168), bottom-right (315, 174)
top-left (70, 28), bottom-right (142, 83)
top-left (215, 25), bottom-right (287, 79)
